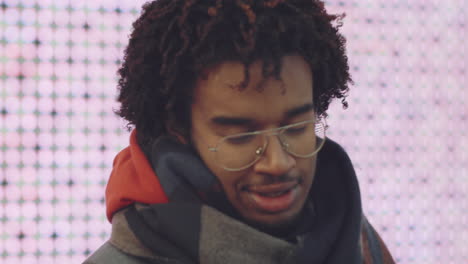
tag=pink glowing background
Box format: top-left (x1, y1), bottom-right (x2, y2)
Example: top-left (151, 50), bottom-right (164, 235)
top-left (1, 1), bottom-right (466, 263)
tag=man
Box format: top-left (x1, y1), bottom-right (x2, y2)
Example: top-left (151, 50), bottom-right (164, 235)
top-left (85, 0), bottom-right (395, 263)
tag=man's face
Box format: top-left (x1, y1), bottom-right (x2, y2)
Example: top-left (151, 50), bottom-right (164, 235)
top-left (190, 55), bottom-right (317, 230)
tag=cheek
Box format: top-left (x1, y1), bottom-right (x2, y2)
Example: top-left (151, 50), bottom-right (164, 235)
top-left (211, 168), bottom-right (241, 192)
top-left (208, 166), bottom-right (246, 203)
top-left (194, 144), bottom-right (240, 192)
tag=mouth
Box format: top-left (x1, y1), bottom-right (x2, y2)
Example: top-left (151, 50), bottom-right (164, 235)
top-left (243, 180), bottom-right (301, 213)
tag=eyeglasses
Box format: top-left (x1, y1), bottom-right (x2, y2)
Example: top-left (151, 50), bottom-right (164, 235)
top-left (208, 119), bottom-right (326, 171)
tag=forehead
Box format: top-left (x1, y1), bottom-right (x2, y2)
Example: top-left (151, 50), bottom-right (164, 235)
top-left (192, 55), bottom-right (313, 123)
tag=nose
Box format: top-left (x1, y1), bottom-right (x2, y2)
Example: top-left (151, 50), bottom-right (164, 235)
top-left (252, 135), bottom-right (296, 176)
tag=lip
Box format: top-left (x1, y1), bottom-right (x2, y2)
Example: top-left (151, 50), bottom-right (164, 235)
top-left (244, 181), bottom-right (301, 213)
top-left (246, 181), bottom-right (298, 194)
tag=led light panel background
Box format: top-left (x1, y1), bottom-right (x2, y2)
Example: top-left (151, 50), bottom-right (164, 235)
top-left (0, 1), bottom-right (466, 263)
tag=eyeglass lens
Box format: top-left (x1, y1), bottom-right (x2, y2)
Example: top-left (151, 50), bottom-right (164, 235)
top-left (215, 121), bottom-right (325, 171)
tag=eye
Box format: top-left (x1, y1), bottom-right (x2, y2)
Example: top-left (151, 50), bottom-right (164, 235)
top-left (284, 125), bottom-right (307, 135)
top-left (225, 134), bottom-right (256, 145)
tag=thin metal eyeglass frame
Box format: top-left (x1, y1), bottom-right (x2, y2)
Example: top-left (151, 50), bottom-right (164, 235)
top-left (208, 119), bottom-right (327, 171)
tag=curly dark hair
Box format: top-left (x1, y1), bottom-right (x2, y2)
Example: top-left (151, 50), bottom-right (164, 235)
top-left (116, 0), bottom-right (352, 146)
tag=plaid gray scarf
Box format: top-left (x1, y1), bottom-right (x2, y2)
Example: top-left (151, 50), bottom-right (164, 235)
top-left (124, 137), bottom-right (363, 263)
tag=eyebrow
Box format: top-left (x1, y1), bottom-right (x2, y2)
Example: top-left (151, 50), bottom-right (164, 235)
top-left (210, 103), bottom-right (314, 127)
top-left (284, 103), bottom-right (314, 118)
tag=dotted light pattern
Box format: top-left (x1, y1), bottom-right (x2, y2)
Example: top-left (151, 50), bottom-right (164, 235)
top-left (0, 1), bottom-right (466, 263)
top-left (325, 1), bottom-right (467, 263)
top-left (1, 1), bottom-right (143, 263)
